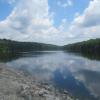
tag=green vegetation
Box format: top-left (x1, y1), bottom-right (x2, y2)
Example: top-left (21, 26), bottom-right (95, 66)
top-left (63, 38), bottom-right (100, 59)
top-left (0, 39), bottom-right (60, 53)
top-left (0, 39), bottom-right (10, 58)
top-left (0, 39), bottom-right (61, 62)
top-left (0, 38), bottom-right (100, 61)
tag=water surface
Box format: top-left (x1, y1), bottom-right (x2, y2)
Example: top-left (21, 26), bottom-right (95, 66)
top-left (1, 51), bottom-right (100, 100)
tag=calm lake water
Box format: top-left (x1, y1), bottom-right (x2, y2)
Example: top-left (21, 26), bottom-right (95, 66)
top-left (1, 51), bottom-right (100, 100)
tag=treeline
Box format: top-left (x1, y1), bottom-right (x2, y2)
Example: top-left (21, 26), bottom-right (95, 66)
top-left (0, 39), bottom-right (60, 55)
top-left (63, 38), bottom-right (100, 57)
top-left (0, 38), bottom-right (100, 56)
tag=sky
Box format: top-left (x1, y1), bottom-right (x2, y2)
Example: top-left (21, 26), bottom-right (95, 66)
top-left (0, 0), bottom-right (100, 45)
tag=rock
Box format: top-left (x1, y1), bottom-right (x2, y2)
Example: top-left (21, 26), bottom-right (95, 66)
top-left (63, 90), bottom-right (69, 95)
top-left (0, 65), bottom-right (75, 100)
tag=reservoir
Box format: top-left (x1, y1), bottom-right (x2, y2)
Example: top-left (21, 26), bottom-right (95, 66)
top-left (1, 51), bottom-right (100, 100)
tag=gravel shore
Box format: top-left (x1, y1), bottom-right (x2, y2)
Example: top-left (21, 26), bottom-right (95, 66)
top-left (0, 64), bottom-right (75, 100)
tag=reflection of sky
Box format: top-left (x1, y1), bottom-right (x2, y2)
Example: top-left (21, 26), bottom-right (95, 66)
top-left (6, 51), bottom-right (100, 100)
top-left (75, 70), bottom-right (100, 99)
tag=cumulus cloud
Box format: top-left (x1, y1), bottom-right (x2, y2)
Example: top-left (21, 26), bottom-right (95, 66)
top-left (73, 0), bottom-right (100, 27)
top-left (0, 0), bottom-right (100, 45)
top-left (0, 0), bottom-right (63, 44)
top-left (66, 0), bottom-right (100, 43)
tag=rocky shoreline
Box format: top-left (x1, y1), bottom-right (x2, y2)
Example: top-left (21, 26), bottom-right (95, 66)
top-left (0, 64), bottom-right (75, 100)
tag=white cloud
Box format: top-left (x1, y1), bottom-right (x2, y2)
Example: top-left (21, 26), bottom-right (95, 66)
top-left (73, 0), bottom-right (100, 27)
top-left (57, 0), bottom-right (73, 8)
top-left (0, 0), bottom-right (62, 44)
top-left (58, 18), bottom-right (69, 32)
top-left (0, 0), bottom-right (100, 45)
top-left (57, 1), bottom-right (68, 8)
top-left (64, 0), bottom-right (100, 44)
top-left (67, 0), bottom-right (73, 6)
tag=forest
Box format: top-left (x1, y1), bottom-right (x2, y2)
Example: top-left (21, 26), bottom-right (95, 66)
top-left (0, 38), bottom-right (100, 56)
top-left (0, 39), bottom-right (60, 52)
top-left (63, 38), bottom-right (100, 59)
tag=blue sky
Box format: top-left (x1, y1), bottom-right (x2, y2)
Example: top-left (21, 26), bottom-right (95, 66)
top-left (48, 0), bottom-right (91, 27)
top-left (0, 0), bottom-right (90, 26)
top-left (0, 0), bottom-right (100, 45)
top-left (0, 1), bottom-right (12, 20)
top-left (0, 0), bottom-right (17, 20)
